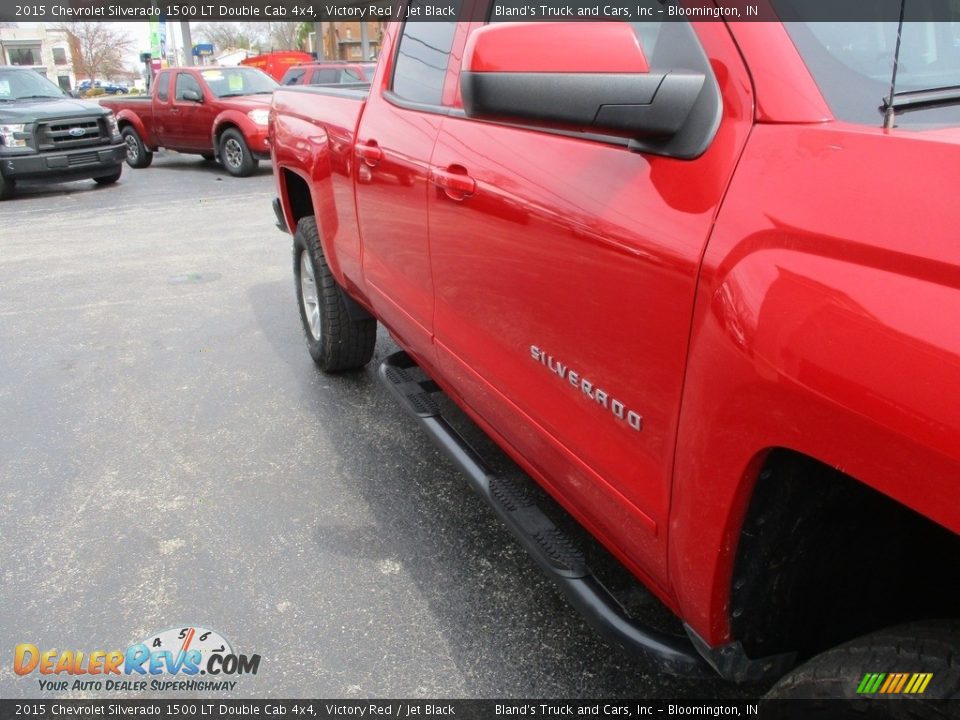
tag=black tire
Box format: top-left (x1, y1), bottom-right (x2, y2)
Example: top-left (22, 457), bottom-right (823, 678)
top-left (0, 173), bottom-right (14, 200)
top-left (121, 126), bottom-right (153, 169)
top-left (219, 128), bottom-right (257, 177)
top-left (93, 166), bottom-right (122, 185)
top-left (201, 153), bottom-right (216, 162)
top-left (292, 216), bottom-right (376, 372)
top-left (764, 620), bottom-right (960, 716)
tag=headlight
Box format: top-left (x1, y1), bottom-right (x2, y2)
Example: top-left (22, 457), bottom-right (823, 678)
top-left (104, 112), bottom-right (119, 136)
top-left (247, 109), bottom-right (269, 126)
top-left (0, 124), bottom-right (28, 148)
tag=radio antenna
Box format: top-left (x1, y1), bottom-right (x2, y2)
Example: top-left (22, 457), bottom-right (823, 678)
top-left (883, 0), bottom-right (908, 129)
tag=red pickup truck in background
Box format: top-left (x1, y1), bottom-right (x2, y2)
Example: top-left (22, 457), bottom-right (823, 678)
top-left (101, 66), bottom-right (277, 177)
top-left (270, 8), bottom-right (960, 699)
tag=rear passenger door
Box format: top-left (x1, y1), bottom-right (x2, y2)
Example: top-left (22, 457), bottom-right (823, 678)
top-left (426, 18), bottom-right (754, 579)
top-left (354, 3), bottom-right (471, 360)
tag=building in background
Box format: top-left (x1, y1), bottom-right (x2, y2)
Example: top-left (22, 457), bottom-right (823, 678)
top-left (309, 22), bottom-right (382, 61)
top-left (215, 48), bottom-right (257, 66)
top-left (0, 26), bottom-right (76, 92)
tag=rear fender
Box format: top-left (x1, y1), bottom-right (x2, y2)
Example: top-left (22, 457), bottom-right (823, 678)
top-left (115, 110), bottom-right (153, 149)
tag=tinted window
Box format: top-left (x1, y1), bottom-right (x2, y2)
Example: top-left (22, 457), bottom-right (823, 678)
top-left (392, 6), bottom-right (461, 104)
top-left (281, 68), bottom-right (306, 85)
top-left (7, 46), bottom-right (40, 65)
top-left (342, 67), bottom-right (363, 82)
top-left (175, 73), bottom-right (202, 100)
top-left (310, 69), bottom-right (338, 84)
top-left (155, 72), bottom-right (170, 101)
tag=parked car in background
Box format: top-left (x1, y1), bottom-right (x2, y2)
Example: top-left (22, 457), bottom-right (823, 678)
top-left (0, 66), bottom-right (125, 200)
top-left (100, 66), bottom-right (277, 177)
top-left (77, 80), bottom-right (128, 95)
top-left (279, 61), bottom-right (377, 87)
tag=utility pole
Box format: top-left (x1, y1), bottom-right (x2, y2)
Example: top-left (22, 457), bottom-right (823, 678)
top-left (181, 22), bottom-right (194, 66)
top-left (314, 22), bottom-right (325, 59)
top-left (360, 22), bottom-right (370, 60)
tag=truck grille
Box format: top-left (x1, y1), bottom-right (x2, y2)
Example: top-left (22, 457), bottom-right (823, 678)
top-left (36, 117), bottom-right (107, 151)
top-left (67, 151), bottom-right (101, 167)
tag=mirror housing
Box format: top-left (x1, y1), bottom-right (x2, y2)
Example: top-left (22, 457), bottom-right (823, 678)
top-left (182, 89), bottom-right (203, 103)
top-left (461, 22), bottom-right (707, 145)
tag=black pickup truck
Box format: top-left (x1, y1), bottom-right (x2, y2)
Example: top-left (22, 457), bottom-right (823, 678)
top-left (0, 66), bottom-right (126, 200)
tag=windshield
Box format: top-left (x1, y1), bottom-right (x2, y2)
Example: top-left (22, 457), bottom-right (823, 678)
top-left (0, 68), bottom-right (66, 101)
top-left (774, 1), bottom-right (960, 128)
top-left (199, 68), bottom-right (278, 98)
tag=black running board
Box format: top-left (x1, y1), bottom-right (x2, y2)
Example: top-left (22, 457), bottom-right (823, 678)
top-left (379, 351), bottom-right (711, 677)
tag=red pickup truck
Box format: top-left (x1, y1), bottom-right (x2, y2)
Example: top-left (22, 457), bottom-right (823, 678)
top-left (270, 10), bottom-right (960, 699)
top-left (101, 66), bottom-right (277, 177)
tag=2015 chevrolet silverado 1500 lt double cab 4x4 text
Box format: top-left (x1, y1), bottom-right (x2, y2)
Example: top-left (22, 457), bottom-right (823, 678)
top-left (0, 66), bottom-right (125, 200)
top-left (100, 66), bottom-right (278, 177)
top-left (270, 5), bottom-right (960, 699)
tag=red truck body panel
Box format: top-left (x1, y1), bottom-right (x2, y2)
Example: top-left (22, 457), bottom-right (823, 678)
top-left (270, 16), bottom-right (960, 656)
top-left (672, 121), bottom-right (960, 640)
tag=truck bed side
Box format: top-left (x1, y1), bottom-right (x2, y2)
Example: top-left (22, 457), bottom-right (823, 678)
top-left (271, 86), bottom-right (368, 297)
top-left (100, 95), bottom-right (157, 148)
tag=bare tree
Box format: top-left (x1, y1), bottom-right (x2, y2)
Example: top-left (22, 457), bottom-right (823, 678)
top-left (59, 22), bottom-right (132, 81)
top-left (195, 22), bottom-right (260, 52)
top-left (261, 22), bottom-right (306, 51)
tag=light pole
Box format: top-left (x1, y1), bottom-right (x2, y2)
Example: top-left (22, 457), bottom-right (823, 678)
top-left (314, 22), bottom-right (325, 59)
top-left (180, 22), bottom-right (193, 66)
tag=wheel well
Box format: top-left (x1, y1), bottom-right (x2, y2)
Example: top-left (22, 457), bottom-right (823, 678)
top-left (731, 449), bottom-right (960, 662)
top-left (281, 168), bottom-right (314, 228)
top-left (214, 122), bottom-right (240, 145)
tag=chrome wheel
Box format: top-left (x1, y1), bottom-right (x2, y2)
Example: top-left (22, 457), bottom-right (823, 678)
top-left (124, 134), bottom-right (139, 163)
top-left (300, 250), bottom-right (321, 341)
top-left (223, 138), bottom-right (243, 170)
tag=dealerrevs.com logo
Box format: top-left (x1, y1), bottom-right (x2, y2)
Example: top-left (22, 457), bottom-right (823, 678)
top-left (14, 626), bottom-right (261, 692)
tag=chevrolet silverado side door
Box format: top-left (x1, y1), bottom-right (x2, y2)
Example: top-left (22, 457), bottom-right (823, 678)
top-left (426, 19), bottom-right (754, 582)
top-left (354, 3), bottom-right (471, 360)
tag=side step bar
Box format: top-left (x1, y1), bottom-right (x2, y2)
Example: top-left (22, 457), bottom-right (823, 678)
top-left (378, 351), bottom-right (711, 678)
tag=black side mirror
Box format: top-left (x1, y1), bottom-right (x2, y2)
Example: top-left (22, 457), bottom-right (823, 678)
top-left (182, 89), bottom-right (203, 103)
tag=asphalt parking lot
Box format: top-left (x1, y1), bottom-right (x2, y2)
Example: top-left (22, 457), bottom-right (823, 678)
top-left (0, 154), bottom-right (756, 700)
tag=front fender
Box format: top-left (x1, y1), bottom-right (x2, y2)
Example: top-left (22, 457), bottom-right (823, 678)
top-left (212, 110), bottom-right (270, 157)
top-left (670, 122), bottom-right (960, 647)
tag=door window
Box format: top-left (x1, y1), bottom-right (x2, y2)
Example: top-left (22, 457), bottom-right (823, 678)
top-left (175, 73), bottom-right (202, 101)
top-left (155, 72), bottom-right (170, 101)
top-left (391, 3), bottom-right (461, 105)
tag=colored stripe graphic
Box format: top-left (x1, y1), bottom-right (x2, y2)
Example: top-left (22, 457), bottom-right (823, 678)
top-left (857, 672), bottom-right (932, 694)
